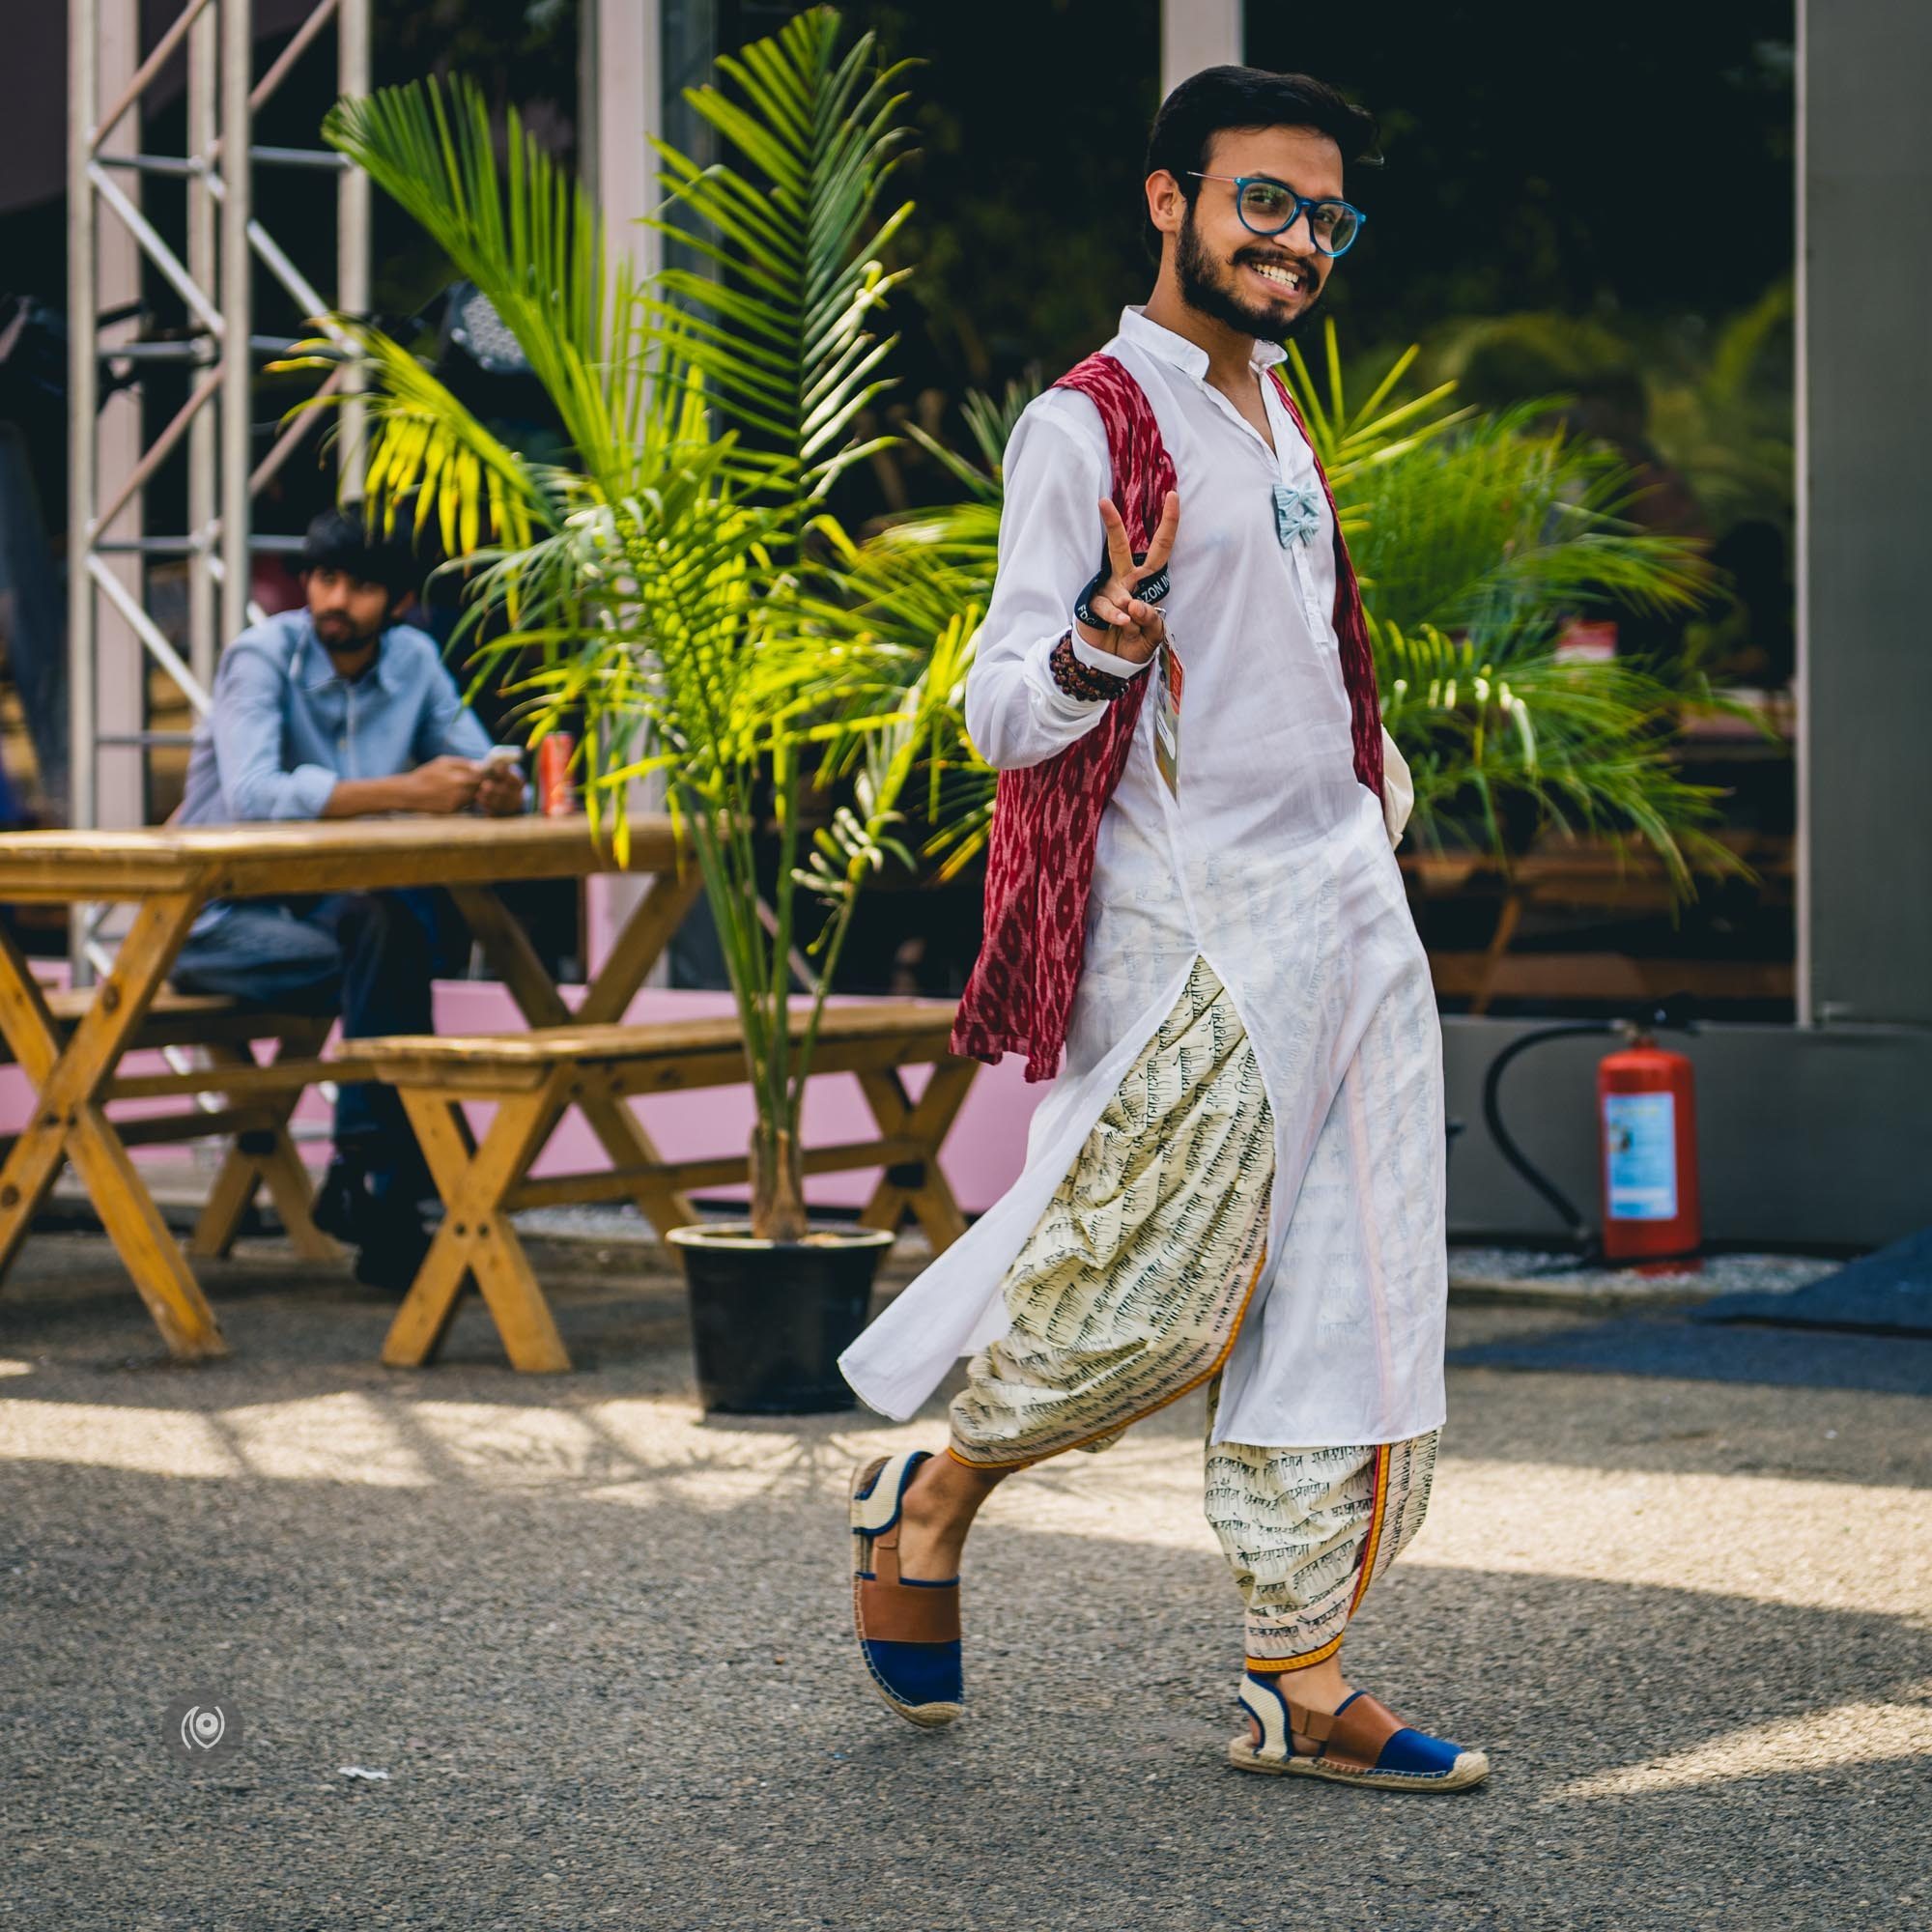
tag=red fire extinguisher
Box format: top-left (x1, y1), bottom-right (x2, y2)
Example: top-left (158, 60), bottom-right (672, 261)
top-left (1598, 1032), bottom-right (1700, 1263)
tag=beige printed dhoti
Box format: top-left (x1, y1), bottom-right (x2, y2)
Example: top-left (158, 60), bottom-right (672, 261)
top-left (949, 955), bottom-right (1437, 1670)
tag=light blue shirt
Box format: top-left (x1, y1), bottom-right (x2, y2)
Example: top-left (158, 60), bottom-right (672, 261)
top-left (178, 610), bottom-right (493, 827)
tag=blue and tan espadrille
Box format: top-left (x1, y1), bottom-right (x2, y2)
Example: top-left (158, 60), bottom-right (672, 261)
top-left (1231, 1675), bottom-right (1490, 1792)
top-left (848, 1451), bottom-right (962, 1728)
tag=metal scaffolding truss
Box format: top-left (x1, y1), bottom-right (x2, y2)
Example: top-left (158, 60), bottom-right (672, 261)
top-left (66, 0), bottom-right (370, 968)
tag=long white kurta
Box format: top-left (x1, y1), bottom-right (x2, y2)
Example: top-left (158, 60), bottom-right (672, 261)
top-left (840, 306), bottom-right (1448, 1448)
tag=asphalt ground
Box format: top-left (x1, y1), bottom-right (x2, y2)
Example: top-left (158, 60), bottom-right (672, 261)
top-left (1, 1233), bottom-right (1928, 1931)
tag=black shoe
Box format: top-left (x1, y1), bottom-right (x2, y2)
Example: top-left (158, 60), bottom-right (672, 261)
top-left (312, 1155), bottom-right (375, 1246)
top-left (352, 1195), bottom-right (436, 1293)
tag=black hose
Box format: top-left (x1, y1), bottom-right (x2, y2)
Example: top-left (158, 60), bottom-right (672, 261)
top-left (1480, 1020), bottom-right (1619, 1254)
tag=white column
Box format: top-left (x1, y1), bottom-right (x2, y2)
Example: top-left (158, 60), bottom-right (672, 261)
top-left (582, 0), bottom-right (666, 982)
top-left (1162, 0), bottom-right (1243, 95)
top-left (586, 0), bottom-right (663, 281)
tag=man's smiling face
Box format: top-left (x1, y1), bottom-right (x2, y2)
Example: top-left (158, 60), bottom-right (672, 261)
top-left (1172, 125), bottom-right (1345, 342)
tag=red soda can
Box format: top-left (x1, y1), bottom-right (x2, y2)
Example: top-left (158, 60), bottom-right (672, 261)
top-left (536, 732), bottom-right (578, 816)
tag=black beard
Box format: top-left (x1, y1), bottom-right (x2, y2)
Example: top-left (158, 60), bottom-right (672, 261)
top-left (315, 614), bottom-right (383, 649)
top-left (1175, 206), bottom-right (1327, 346)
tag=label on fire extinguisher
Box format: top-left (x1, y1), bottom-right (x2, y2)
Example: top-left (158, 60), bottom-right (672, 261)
top-left (1604, 1092), bottom-right (1678, 1221)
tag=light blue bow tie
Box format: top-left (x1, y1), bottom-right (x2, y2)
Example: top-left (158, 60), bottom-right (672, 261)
top-left (1272, 483), bottom-right (1323, 550)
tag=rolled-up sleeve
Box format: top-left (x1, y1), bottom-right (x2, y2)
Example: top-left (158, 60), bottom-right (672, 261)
top-left (210, 640), bottom-right (338, 820)
top-left (962, 396), bottom-right (1151, 771)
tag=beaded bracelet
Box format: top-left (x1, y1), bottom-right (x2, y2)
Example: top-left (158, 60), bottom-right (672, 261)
top-left (1049, 629), bottom-right (1132, 702)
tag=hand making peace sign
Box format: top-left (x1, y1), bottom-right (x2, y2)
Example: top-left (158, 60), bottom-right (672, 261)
top-left (1073, 490), bottom-right (1181, 667)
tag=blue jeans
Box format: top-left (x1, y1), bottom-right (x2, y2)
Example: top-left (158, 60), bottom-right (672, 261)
top-left (172, 891), bottom-right (467, 1187)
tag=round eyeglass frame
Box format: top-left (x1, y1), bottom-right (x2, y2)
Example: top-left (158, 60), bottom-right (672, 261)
top-left (1187, 172), bottom-right (1367, 257)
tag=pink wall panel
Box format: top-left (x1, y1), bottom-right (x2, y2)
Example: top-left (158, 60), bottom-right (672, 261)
top-left (1, 972), bottom-right (1039, 1217)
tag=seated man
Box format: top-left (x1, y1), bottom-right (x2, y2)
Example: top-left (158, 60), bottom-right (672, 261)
top-left (173, 505), bottom-right (524, 1286)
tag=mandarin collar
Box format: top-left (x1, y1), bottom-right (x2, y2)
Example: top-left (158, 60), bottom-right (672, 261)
top-left (1119, 304), bottom-right (1290, 382)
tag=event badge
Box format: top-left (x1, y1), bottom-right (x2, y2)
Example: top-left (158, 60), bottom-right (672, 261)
top-left (1154, 636), bottom-right (1183, 798)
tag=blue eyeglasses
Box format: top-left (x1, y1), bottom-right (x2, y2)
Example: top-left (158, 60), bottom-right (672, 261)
top-left (1188, 173), bottom-right (1367, 257)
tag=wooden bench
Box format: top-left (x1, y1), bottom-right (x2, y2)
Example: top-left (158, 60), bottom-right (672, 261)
top-left (330, 1002), bottom-right (978, 1374)
top-left (0, 986), bottom-right (338, 1263)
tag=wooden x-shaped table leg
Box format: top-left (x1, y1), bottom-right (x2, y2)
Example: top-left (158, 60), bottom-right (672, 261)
top-left (450, 873), bottom-right (704, 1237)
top-left (0, 896), bottom-right (226, 1359)
top-left (854, 1061), bottom-right (978, 1252)
top-left (381, 1071), bottom-right (573, 1373)
top-left (189, 1015), bottom-right (340, 1262)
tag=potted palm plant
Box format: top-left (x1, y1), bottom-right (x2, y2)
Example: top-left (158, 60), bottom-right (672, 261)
top-left (313, 9), bottom-right (968, 1410)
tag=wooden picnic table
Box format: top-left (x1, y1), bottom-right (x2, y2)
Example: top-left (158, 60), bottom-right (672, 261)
top-left (0, 814), bottom-right (699, 1364)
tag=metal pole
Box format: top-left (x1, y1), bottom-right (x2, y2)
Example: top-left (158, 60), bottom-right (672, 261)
top-left (218, 0), bottom-right (254, 648)
top-left (68, 0), bottom-right (99, 859)
top-left (337, 0), bottom-right (371, 494)
top-left (187, 1), bottom-right (219, 687)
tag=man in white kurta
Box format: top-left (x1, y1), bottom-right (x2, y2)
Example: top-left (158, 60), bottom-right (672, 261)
top-left (841, 68), bottom-right (1484, 1792)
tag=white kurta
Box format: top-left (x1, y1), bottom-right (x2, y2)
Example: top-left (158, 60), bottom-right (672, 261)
top-left (840, 306), bottom-right (1447, 1448)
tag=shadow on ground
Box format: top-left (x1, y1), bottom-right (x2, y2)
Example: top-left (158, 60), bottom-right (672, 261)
top-left (1, 1236), bottom-right (1927, 1930)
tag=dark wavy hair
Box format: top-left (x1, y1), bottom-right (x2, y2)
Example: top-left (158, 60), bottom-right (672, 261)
top-left (298, 503), bottom-right (421, 599)
top-left (1143, 66), bottom-right (1378, 263)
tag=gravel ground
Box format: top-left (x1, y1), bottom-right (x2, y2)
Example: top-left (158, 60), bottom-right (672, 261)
top-left (1444, 1245), bottom-right (1840, 1309)
top-left (1, 1234), bottom-right (1928, 1931)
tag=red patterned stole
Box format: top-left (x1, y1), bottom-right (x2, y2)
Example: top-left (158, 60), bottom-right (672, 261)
top-left (949, 352), bottom-right (1382, 1083)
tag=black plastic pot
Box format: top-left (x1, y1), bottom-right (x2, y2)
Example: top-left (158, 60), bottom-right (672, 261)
top-left (667, 1222), bottom-right (895, 1414)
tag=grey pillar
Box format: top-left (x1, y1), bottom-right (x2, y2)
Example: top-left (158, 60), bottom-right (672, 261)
top-left (1797, 0), bottom-right (1932, 1026)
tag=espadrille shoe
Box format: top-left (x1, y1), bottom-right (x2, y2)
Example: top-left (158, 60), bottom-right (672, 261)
top-left (849, 1451), bottom-right (962, 1728)
top-left (1231, 1675), bottom-right (1489, 1792)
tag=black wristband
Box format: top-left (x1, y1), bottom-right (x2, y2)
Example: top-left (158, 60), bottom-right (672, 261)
top-left (1074, 542), bottom-right (1170, 632)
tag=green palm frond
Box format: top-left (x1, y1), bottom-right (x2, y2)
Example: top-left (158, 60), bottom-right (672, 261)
top-left (1346, 409), bottom-right (1715, 639)
top-left (802, 507), bottom-right (996, 866)
top-left (275, 323), bottom-right (559, 564)
top-left (903, 373), bottom-right (1040, 502)
top-left (1646, 280), bottom-right (1794, 538)
top-left (1375, 616), bottom-right (1739, 892)
top-left (643, 7), bottom-right (917, 506)
top-left (1280, 326), bottom-right (1473, 495)
top-left (324, 76), bottom-right (648, 484)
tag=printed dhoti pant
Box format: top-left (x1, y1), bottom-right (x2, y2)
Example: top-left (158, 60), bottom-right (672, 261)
top-left (949, 955), bottom-right (1438, 1671)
